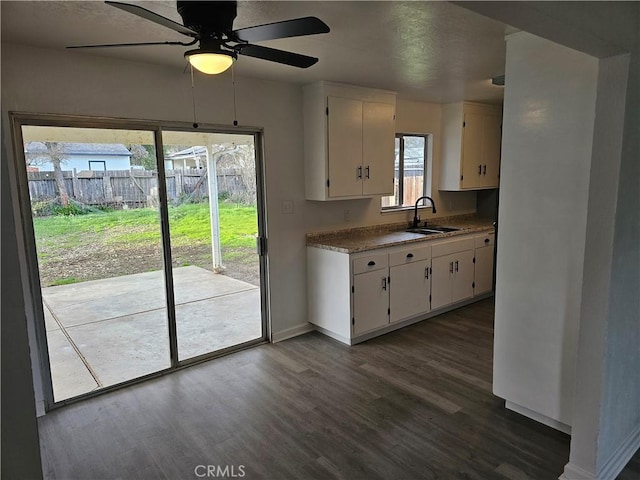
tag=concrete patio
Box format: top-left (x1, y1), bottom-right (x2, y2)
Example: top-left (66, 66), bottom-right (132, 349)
top-left (42, 266), bottom-right (262, 402)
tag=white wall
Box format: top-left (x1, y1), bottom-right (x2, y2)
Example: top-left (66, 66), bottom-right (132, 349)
top-left (457, 2), bottom-right (639, 477)
top-left (596, 46), bottom-right (640, 470)
top-left (493, 32), bottom-right (599, 429)
top-left (563, 51), bottom-right (638, 480)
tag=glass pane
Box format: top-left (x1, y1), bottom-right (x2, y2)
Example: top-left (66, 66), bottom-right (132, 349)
top-left (161, 131), bottom-right (263, 361)
top-left (402, 136), bottom-right (426, 207)
top-left (22, 125), bottom-right (170, 402)
top-left (381, 137), bottom-right (401, 208)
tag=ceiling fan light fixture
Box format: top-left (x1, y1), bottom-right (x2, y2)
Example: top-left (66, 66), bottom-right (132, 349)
top-left (185, 49), bottom-right (236, 74)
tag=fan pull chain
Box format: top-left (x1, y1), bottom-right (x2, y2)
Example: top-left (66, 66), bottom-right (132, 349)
top-left (232, 63), bottom-right (238, 126)
top-left (190, 64), bottom-right (199, 128)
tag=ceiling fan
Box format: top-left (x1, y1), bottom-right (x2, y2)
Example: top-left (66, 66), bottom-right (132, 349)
top-left (68, 1), bottom-right (330, 74)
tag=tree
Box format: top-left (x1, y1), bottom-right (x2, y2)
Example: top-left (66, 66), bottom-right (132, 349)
top-left (26, 142), bottom-right (70, 206)
top-left (127, 144), bottom-right (157, 170)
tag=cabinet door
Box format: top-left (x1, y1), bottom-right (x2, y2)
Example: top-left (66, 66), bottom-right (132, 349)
top-left (452, 249), bottom-right (474, 303)
top-left (389, 260), bottom-right (430, 323)
top-left (353, 270), bottom-right (389, 335)
top-left (480, 113), bottom-right (502, 188)
top-left (328, 96), bottom-right (363, 198)
top-left (474, 245), bottom-right (494, 295)
top-left (461, 111), bottom-right (484, 189)
top-left (431, 255), bottom-right (453, 310)
top-left (363, 102), bottom-right (395, 196)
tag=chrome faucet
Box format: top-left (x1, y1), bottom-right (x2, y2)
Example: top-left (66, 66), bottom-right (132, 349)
top-left (412, 196), bottom-right (437, 228)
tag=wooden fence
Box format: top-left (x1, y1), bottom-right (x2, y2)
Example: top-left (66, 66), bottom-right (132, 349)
top-left (381, 175), bottom-right (426, 208)
top-left (27, 168), bottom-right (250, 207)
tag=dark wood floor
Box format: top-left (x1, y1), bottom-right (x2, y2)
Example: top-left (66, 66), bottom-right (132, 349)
top-left (38, 298), bottom-right (639, 480)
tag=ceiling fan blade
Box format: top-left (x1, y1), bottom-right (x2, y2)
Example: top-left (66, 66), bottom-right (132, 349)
top-left (237, 44), bottom-right (318, 68)
top-left (105, 1), bottom-right (198, 37)
top-left (233, 17), bottom-right (330, 43)
top-left (67, 41), bottom-right (192, 49)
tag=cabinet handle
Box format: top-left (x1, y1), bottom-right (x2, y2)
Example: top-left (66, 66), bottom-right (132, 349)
top-left (365, 165), bottom-right (370, 179)
top-left (483, 165), bottom-right (487, 175)
top-left (484, 238), bottom-right (490, 244)
top-left (425, 266), bottom-right (429, 279)
top-left (382, 277), bottom-right (387, 291)
top-left (455, 260), bottom-right (459, 272)
top-left (406, 253), bottom-right (414, 258)
top-left (367, 261), bottom-right (376, 266)
top-left (357, 166), bottom-right (363, 179)
top-left (449, 262), bottom-right (454, 273)
top-left (478, 164), bottom-right (482, 175)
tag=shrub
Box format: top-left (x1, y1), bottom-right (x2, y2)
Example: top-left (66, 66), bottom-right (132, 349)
top-left (51, 202), bottom-right (86, 216)
top-left (32, 198), bottom-right (101, 217)
top-left (31, 200), bottom-right (57, 217)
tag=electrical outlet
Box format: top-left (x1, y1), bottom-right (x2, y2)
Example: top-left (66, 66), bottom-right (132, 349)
top-left (282, 200), bottom-right (294, 214)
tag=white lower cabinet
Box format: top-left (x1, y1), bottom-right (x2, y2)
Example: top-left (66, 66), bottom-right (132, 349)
top-left (389, 245), bottom-right (431, 323)
top-left (353, 268), bottom-right (389, 335)
top-left (307, 231), bottom-right (493, 345)
top-left (430, 237), bottom-right (475, 310)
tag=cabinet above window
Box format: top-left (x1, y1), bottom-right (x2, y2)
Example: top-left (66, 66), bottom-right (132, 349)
top-left (303, 81), bottom-right (397, 201)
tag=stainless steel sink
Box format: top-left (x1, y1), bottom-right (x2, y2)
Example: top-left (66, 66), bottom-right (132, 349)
top-left (406, 228), bottom-right (441, 235)
top-left (426, 225), bottom-right (460, 232)
top-left (405, 225), bottom-right (460, 235)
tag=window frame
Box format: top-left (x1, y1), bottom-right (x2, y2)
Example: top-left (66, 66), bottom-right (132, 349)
top-left (88, 160), bottom-right (106, 171)
top-left (381, 133), bottom-right (430, 211)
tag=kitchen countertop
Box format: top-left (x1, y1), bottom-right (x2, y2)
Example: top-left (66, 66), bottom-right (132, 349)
top-left (306, 215), bottom-right (495, 254)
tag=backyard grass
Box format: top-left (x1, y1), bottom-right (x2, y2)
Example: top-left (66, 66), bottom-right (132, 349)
top-left (32, 202), bottom-right (259, 286)
top-left (34, 202), bottom-right (257, 248)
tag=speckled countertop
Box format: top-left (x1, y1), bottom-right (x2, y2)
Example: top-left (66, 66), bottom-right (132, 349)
top-left (306, 215), bottom-right (495, 253)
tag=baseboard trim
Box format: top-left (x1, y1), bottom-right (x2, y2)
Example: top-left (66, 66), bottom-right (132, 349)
top-left (561, 423), bottom-right (639, 480)
top-left (36, 399), bottom-right (46, 417)
top-left (271, 323), bottom-right (315, 343)
top-left (560, 462), bottom-right (596, 480)
top-left (505, 400), bottom-right (571, 435)
top-left (313, 325), bottom-right (352, 345)
top-left (599, 423), bottom-right (639, 479)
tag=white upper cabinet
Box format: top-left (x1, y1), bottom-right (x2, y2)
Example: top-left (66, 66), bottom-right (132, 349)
top-left (439, 102), bottom-right (502, 191)
top-left (304, 81), bottom-right (396, 201)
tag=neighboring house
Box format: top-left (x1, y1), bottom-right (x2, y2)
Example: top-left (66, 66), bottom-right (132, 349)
top-left (24, 142), bottom-right (132, 172)
top-left (164, 145), bottom-right (206, 170)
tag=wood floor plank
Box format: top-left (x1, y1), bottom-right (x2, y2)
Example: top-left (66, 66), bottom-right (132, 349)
top-left (37, 298), bottom-right (640, 480)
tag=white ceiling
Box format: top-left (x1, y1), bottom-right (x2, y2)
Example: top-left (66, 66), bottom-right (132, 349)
top-left (1, 1), bottom-right (508, 104)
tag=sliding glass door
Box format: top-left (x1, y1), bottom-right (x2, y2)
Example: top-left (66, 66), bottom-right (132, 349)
top-left (19, 125), bottom-right (171, 402)
top-left (12, 116), bottom-right (268, 407)
top-left (161, 131), bottom-right (263, 362)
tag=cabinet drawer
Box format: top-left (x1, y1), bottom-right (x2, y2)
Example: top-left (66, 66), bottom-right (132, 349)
top-left (431, 237), bottom-right (475, 258)
top-left (389, 245), bottom-right (431, 266)
top-left (353, 253), bottom-right (388, 274)
top-left (475, 232), bottom-right (495, 248)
